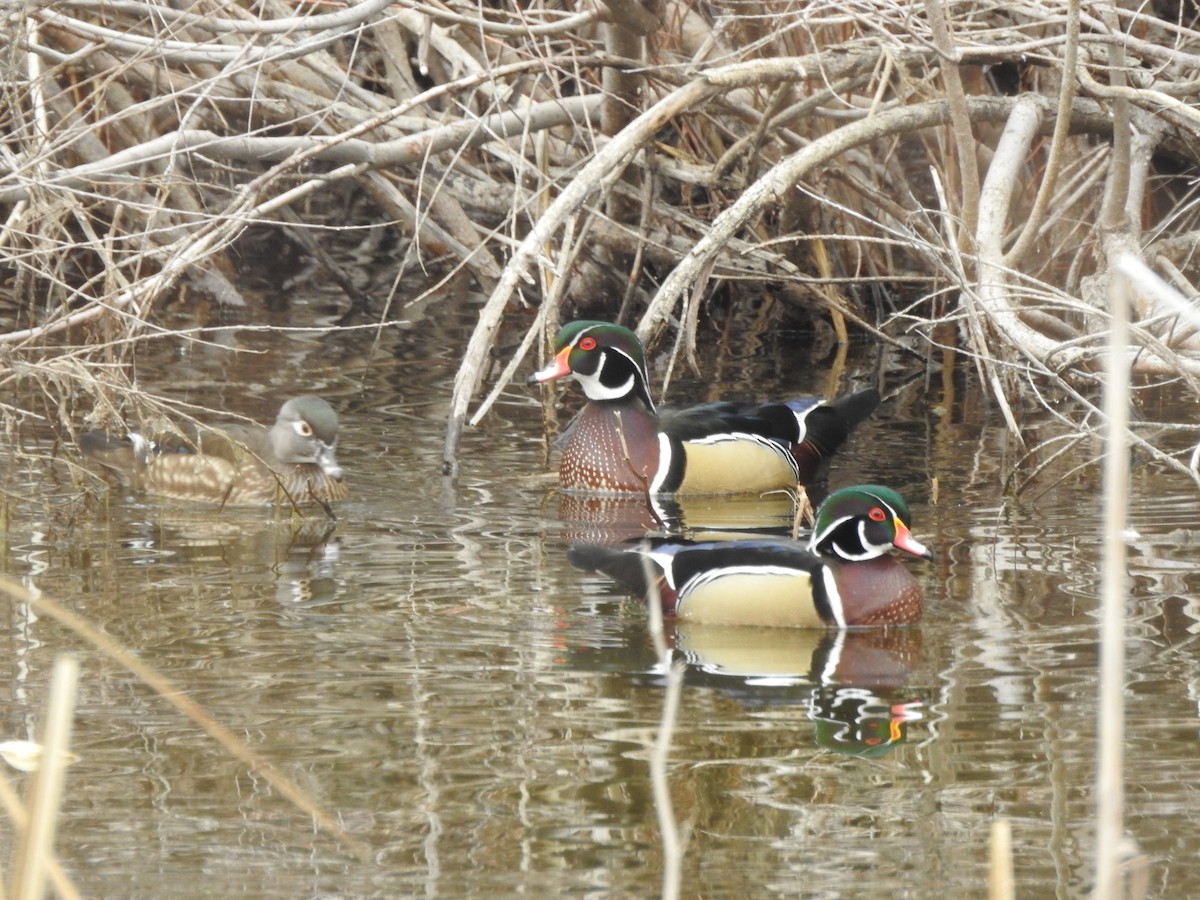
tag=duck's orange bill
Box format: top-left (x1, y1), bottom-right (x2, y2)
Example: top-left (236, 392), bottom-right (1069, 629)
top-left (530, 345), bottom-right (574, 383)
top-left (892, 518), bottom-right (933, 560)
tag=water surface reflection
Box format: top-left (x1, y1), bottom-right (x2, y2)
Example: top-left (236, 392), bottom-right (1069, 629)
top-left (0, 309), bottom-right (1194, 896)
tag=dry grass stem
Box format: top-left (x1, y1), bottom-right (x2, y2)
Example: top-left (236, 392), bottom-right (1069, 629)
top-left (0, 577), bottom-right (371, 861)
top-left (0, 751), bottom-right (81, 900)
top-left (990, 818), bottom-right (1014, 900)
top-left (11, 656), bottom-right (78, 900)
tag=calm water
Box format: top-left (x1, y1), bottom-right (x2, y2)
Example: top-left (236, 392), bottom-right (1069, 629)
top-left (1, 297), bottom-right (1197, 897)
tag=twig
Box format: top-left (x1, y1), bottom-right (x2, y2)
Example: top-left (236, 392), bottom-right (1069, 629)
top-left (640, 94), bottom-right (1079, 348)
top-left (1092, 247), bottom-right (1132, 900)
top-left (0, 96), bottom-right (605, 205)
top-left (36, 0), bottom-right (397, 65)
top-left (1096, 5), bottom-right (1131, 234)
top-left (0, 770), bottom-right (80, 900)
top-left (1004, 0), bottom-right (1081, 268)
top-left (923, 0), bottom-right (981, 238)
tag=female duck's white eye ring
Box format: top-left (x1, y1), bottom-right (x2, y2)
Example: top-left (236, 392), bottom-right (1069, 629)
top-left (295, 421), bottom-right (313, 437)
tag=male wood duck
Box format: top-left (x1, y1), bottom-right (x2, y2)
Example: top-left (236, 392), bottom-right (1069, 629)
top-left (82, 396), bottom-right (348, 507)
top-left (528, 321), bottom-right (880, 495)
top-left (568, 485), bottom-right (932, 627)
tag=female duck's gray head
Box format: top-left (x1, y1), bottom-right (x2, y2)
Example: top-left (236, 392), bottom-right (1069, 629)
top-left (273, 396), bottom-right (343, 480)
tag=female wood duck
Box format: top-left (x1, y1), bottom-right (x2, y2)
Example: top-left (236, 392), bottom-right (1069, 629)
top-left (82, 396), bottom-right (348, 507)
top-left (568, 485), bottom-right (932, 627)
top-left (528, 321), bottom-right (880, 495)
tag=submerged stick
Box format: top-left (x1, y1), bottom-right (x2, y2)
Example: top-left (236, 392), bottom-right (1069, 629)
top-left (989, 818), bottom-right (1014, 900)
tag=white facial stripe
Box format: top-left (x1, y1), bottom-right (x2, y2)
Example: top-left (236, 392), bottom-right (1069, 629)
top-left (857, 520), bottom-right (893, 555)
top-left (869, 492), bottom-right (898, 516)
top-left (864, 493), bottom-right (922, 556)
top-left (824, 521), bottom-right (879, 561)
top-left (809, 513), bottom-right (853, 551)
top-left (575, 324), bottom-right (605, 343)
top-left (585, 340), bottom-right (647, 383)
top-left (812, 515), bottom-right (888, 560)
top-left (584, 372), bottom-right (634, 401)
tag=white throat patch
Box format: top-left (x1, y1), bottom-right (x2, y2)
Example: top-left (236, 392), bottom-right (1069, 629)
top-left (575, 353), bottom-right (635, 401)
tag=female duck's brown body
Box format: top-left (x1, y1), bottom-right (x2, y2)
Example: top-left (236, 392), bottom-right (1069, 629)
top-left (82, 395), bottom-right (347, 507)
top-left (530, 321), bottom-right (880, 495)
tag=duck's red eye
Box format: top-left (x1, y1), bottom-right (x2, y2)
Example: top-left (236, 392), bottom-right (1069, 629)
top-left (578, 337), bottom-right (597, 351)
top-left (868, 507), bottom-right (887, 522)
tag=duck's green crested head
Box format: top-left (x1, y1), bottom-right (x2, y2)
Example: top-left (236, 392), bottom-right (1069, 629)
top-left (529, 321), bottom-right (654, 409)
top-left (810, 484), bottom-right (932, 562)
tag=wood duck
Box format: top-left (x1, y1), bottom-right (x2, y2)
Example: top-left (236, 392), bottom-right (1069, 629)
top-left (568, 485), bottom-right (932, 627)
top-left (528, 321), bottom-right (880, 495)
top-left (82, 396), bottom-right (348, 507)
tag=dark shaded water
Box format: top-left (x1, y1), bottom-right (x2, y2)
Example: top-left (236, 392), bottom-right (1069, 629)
top-left (2, 295), bottom-right (1198, 897)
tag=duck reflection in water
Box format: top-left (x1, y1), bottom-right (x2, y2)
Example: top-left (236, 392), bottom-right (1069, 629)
top-left (668, 622), bottom-right (925, 756)
top-left (554, 489), bottom-right (800, 546)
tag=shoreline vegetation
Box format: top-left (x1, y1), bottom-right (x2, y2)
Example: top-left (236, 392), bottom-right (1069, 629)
top-left (3, 1), bottom-right (1200, 484)
top-left (0, 3), bottom-right (1186, 895)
